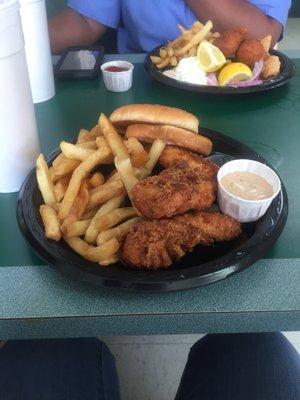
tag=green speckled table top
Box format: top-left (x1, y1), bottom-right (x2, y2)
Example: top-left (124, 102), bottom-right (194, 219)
top-left (0, 54), bottom-right (299, 339)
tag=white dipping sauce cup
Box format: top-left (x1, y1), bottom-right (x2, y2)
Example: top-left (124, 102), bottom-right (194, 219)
top-left (217, 159), bottom-right (281, 223)
top-left (101, 61), bottom-right (134, 92)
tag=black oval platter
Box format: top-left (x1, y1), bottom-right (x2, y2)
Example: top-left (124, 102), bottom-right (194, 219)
top-left (17, 128), bottom-right (288, 292)
top-left (145, 48), bottom-right (295, 94)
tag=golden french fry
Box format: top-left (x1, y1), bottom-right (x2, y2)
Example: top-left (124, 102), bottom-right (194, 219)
top-left (85, 194), bottom-right (125, 244)
top-left (167, 46), bottom-right (174, 58)
top-left (90, 124), bottom-right (103, 138)
top-left (175, 20), bottom-right (213, 56)
top-left (114, 157), bottom-right (139, 197)
top-left (125, 137), bottom-right (144, 155)
top-left (170, 56), bottom-right (178, 67)
top-left (54, 175), bottom-right (71, 202)
top-left (99, 254), bottom-right (120, 266)
top-left (65, 219), bottom-right (91, 237)
top-left (95, 136), bottom-right (114, 164)
top-left (131, 149), bottom-right (149, 168)
top-left (76, 128), bottom-right (91, 143)
top-left (87, 179), bottom-right (124, 211)
top-left (99, 114), bottom-right (129, 159)
top-left (170, 35), bottom-right (185, 49)
top-left (177, 24), bottom-right (187, 34)
top-left (60, 141), bottom-right (95, 161)
top-left (36, 154), bottom-right (57, 205)
top-left (51, 158), bottom-right (81, 181)
top-left (95, 207), bottom-right (137, 233)
top-left (97, 217), bottom-right (143, 245)
top-left (89, 171), bottom-right (105, 188)
top-left (188, 46), bottom-right (197, 57)
top-left (190, 21), bottom-right (204, 33)
top-left (261, 35), bottom-right (272, 53)
top-left (58, 147), bottom-right (111, 220)
top-left (39, 204), bottom-right (61, 241)
top-left (64, 236), bottom-right (119, 262)
top-left (159, 48), bottom-right (168, 59)
top-left (81, 207), bottom-right (100, 220)
top-left (156, 57), bottom-right (170, 69)
top-left (77, 140), bottom-right (97, 149)
top-left (61, 179), bottom-right (89, 233)
top-left (150, 55), bottom-right (163, 64)
top-left (52, 153), bottom-right (66, 168)
top-left (139, 139), bottom-right (166, 179)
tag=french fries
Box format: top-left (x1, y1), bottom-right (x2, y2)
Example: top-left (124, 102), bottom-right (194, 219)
top-left (58, 147), bottom-right (111, 220)
top-left (99, 113), bottom-right (128, 159)
top-left (114, 157), bottom-right (139, 197)
top-left (60, 141), bottom-right (95, 161)
top-left (151, 19), bottom-right (214, 70)
top-left (85, 194), bottom-right (125, 244)
top-left (65, 219), bottom-right (91, 237)
top-left (39, 204), bottom-right (61, 241)
top-left (37, 109), bottom-right (168, 267)
top-left (94, 207), bottom-right (137, 233)
top-left (89, 171), bottom-right (105, 188)
top-left (97, 217), bottom-right (143, 245)
top-left (36, 154), bottom-right (57, 205)
top-left (64, 236), bottom-right (119, 263)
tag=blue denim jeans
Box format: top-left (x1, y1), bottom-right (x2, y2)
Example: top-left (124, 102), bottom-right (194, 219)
top-left (0, 337), bottom-right (120, 400)
top-left (176, 333), bottom-right (300, 400)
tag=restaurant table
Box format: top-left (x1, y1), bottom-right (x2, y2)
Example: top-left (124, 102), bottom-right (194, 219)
top-left (0, 53), bottom-right (299, 339)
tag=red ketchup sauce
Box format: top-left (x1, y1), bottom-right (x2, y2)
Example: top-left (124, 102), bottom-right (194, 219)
top-left (105, 66), bottom-right (129, 72)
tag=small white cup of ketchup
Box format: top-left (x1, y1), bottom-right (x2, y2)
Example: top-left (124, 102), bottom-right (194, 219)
top-left (217, 159), bottom-right (281, 222)
top-left (101, 61), bottom-right (134, 92)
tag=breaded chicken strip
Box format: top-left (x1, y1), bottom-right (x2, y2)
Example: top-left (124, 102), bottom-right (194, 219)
top-left (122, 211), bottom-right (242, 270)
top-left (131, 168), bottom-right (216, 219)
top-left (159, 146), bottom-right (219, 180)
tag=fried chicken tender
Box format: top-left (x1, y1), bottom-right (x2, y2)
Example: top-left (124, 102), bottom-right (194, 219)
top-left (236, 39), bottom-right (267, 67)
top-left (213, 27), bottom-right (247, 58)
top-left (131, 168), bottom-right (216, 219)
top-left (159, 146), bottom-right (219, 180)
top-left (122, 211), bottom-right (242, 270)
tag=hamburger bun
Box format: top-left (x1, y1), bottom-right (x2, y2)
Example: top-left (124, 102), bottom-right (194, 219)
top-left (110, 104), bottom-right (199, 133)
top-left (126, 124), bottom-right (212, 156)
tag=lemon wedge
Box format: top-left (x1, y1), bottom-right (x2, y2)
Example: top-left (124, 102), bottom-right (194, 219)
top-left (197, 41), bottom-right (226, 72)
top-left (218, 63), bottom-right (252, 86)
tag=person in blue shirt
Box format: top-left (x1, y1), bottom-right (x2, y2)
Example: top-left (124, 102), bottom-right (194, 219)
top-left (49, 0), bottom-right (291, 54)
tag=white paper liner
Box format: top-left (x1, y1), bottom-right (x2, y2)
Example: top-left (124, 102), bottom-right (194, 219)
top-left (217, 159), bottom-right (281, 222)
top-left (101, 61), bottom-right (134, 92)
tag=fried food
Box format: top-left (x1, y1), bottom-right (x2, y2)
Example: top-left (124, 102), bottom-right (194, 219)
top-left (159, 146), bottom-right (219, 180)
top-left (213, 27), bottom-right (247, 58)
top-left (131, 167), bottom-right (216, 219)
top-left (122, 211), bottom-right (242, 269)
top-left (262, 55), bottom-right (281, 79)
top-left (236, 40), bottom-right (267, 67)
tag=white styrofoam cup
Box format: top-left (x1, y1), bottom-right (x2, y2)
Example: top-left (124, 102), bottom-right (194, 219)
top-left (19, 0), bottom-right (55, 103)
top-left (217, 159), bottom-right (281, 222)
top-left (0, 0), bottom-right (40, 192)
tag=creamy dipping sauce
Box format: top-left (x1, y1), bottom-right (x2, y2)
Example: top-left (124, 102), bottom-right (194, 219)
top-left (221, 171), bottom-right (273, 201)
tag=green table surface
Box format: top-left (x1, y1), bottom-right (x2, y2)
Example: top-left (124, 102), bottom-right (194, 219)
top-left (0, 54), bottom-right (299, 339)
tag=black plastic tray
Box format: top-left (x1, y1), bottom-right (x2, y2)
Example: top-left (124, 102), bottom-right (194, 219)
top-left (145, 48), bottom-right (295, 94)
top-left (17, 128), bottom-right (288, 292)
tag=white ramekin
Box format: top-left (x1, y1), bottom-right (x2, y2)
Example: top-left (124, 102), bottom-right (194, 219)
top-left (217, 159), bottom-right (281, 223)
top-left (100, 61), bottom-right (134, 92)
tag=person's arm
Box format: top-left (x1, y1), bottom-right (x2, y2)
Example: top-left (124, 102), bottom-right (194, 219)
top-left (48, 9), bottom-right (107, 54)
top-left (186, 0), bottom-right (283, 46)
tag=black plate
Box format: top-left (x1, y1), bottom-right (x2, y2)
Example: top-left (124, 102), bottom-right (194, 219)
top-left (145, 47), bottom-right (295, 94)
top-left (17, 128), bottom-right (288, 292)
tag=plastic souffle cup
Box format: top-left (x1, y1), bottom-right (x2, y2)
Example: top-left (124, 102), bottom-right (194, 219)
top-left (101, 61), bottom-right (134, 92)
top-left (217, 159), bottom-right (281, 223)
